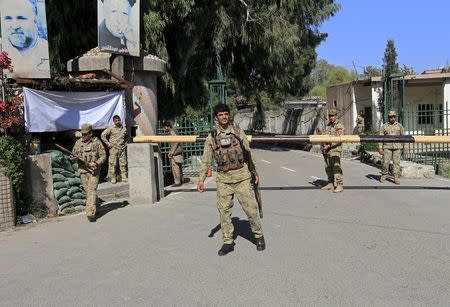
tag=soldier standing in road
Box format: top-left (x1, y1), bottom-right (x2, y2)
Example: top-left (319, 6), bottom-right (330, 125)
top-left (101, 115), bottom-right (127, 184)
top-left (356, 110), bottom-right (365, 134)
top-left (197, 104), bottom-right (265, 256)
top-left (71, 124), bottom-right (106, 222)
top-left (321, 108), bottom-right (345, 193)
top-left (162, 122), bottom-right (184, 187)
top-left (379, 110), bottom-right (406, 185)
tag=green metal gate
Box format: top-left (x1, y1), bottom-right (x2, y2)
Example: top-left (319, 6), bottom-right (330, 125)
top-left (402, 102), bottom-right (450, 172)
top-left (157, 119), bottom-right (211, 177)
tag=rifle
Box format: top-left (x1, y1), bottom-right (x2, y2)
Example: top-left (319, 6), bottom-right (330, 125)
top-left (55, 144), bottom-right (95, 173)
top-left (250, 170), bottom-right (263, 219)
top-left (240, 134), bottom-right (263, 219)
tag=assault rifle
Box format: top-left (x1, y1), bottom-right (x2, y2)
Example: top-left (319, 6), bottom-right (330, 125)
top-left (55, 144), bottom-right (95, 173)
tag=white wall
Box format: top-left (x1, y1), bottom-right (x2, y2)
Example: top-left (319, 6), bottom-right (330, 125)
top-left (371, 85), bottom-right (383, 130)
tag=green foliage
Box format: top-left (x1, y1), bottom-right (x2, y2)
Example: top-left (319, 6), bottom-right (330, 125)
top-left (308, 60), bottom-right (354, 99)
top-left (0, 136), bottom-right (25, 210)
top-left (382, 39), bottom-right (399, 77)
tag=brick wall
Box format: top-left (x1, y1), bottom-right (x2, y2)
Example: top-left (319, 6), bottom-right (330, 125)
top-left (0, 170), bottom-right (15, 230)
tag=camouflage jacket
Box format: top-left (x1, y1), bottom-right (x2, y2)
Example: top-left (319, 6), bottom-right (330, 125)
top-left (72, 137), bottom-right (106, 174)
top-left (199, 125), bottom-right (258, 183)
top-left (323, 120), bottom-right (345, 155)
top-left (379, 121), bottom-right (405, 150)
top-left (101, 125), bottom-right (127, 150)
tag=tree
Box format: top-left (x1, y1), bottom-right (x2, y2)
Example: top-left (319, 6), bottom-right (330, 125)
top-left (399, 64), bottom-right (416, 75)
top-left (43, 1), bottom-right (340, 121)
top-left (382, 39), bottom-right (399, 77)
top-left (362, 65), bottom-right (382, 78)
top-left (308, 60), bottom-right (354, 99)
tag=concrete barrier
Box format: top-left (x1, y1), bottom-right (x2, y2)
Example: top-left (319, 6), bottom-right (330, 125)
top-left (128, 143), bottom-right (164, 204)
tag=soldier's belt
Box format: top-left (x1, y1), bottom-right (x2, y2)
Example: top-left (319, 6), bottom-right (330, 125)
top-left (133, 135), bottom-right (450, 144)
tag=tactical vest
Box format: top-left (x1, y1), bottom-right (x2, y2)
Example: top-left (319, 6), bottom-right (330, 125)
top-left (211, 127), bottom-right (245, 172)
top-left (77, 138), bottom-right (99, 164)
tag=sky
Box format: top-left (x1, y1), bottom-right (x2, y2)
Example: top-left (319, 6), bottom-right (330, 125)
top-left (316, 0), bottom-right (450, 74)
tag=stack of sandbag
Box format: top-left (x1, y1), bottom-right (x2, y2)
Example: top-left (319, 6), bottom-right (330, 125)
top-left (48, 150), bottom-right (87, 214)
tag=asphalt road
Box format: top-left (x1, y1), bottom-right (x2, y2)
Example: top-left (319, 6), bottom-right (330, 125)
top-left (1, 148), bottom-right (450, 306)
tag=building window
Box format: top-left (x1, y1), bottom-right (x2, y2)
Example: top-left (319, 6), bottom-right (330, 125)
top-left (418, 104), bottom-right (433, 125)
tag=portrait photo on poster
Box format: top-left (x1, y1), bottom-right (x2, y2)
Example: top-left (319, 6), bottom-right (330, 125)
top-left (0, 0), bottom-right (50, 79)
top-left (98, 0), bottom-right (140, 57)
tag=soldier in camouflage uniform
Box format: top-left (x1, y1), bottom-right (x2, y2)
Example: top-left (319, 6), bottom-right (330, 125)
top-left (101, 115), bottom-right (127, 184)
top-left (197, 104), bottom-right (265, 256)
top-left (379, 110), bottom-right (405, 185)
top-left (321, 108), bottom-right (345, 193)
top-left (356, 110), bottom-right (365, 134)
top-left (71, 124), bottom-right (106, 222)
top-left (162, 122), bottom-right (184, 186)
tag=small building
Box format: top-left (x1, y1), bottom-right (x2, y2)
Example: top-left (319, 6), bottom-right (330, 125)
top-left (326, 72), bottom-right (450, 135)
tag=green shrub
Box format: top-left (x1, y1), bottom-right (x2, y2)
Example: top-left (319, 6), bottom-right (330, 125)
top-left (0, 136), bottom-right (25, 212)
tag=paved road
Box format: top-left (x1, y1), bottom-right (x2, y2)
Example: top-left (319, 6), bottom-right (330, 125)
top-left (1, 148), bottom-right (450, 306)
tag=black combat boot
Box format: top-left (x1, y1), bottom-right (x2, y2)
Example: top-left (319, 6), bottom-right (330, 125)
top-left (255, 236), bottom-right (266, 251)
top-left (218, 243), bottom-right (235, 256)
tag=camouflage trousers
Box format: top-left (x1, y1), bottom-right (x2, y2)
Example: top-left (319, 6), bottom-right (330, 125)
top-left (323, 154), bottom-right (343, 185)
top-left (382, 149), bottom-right (401, 177)
top-left (80, 172), bottom-right (99, 218)
top-left (171, 159), bottom-right (183, 185)
top-left (216, 178), bottom-right (263, 244)
top-left (108, 147), bottom-right (127, 180)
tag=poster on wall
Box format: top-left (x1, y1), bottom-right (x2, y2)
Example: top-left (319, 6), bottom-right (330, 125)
top-left (0, 0), bottom-right (50, 79)
top-left (98, 0), bottom-right (140, 57)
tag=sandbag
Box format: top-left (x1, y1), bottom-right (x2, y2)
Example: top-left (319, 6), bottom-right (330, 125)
top-left (52, 167), bottom-right (65, 174)
top-left (69, 199), bottom-right (86, 206)
top-left (67, 177), bottom-right (81, 186)
top-left (60, 170), bottom-right (75, 178)
top-left (53, 182), bottom-right (69, 189)
top-left (72, 192), bottom-right (87, 200)
top-left (54, 188), bottom-right (68, 199)
top-left (52, 174), bottom-right (66, 182)
top-left (58, 196), bottom-right (71, 205)
top-left (67, 186), bottom-right (81, 196)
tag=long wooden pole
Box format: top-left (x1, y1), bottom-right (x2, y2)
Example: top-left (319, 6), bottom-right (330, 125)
top-left (133, 135), bottom-right (450, 144)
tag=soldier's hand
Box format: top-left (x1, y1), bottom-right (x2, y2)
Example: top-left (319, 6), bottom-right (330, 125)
top-left (168, 152), bottom-right (173, 158)
top-left (70, 155), bottom-right (79, 161)
top-left (108, 143), bottom-right (113, 149)
top-left (379, 148), bottom-right (384, 155)
top-left (322, 144), bottom-right (330, 151)
top-left (254, 175), bottom-right (259, 185)
top-left (88, 162), bottom-right (97, 169)
top-left (197, 181), bottom-right (205, 193)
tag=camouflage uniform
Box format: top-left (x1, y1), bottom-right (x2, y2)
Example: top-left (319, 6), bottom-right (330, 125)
top-left (169, 129), bottom-right (184, 185)
top-left (72, 126), bottom-right (106, 219)
top-left (199, 126), bottom-right (263, 245)
top-left (101, 124), bottom-right (127, 182)
top-left (379, 117), bottom-right (405, 181)
top-left (356, 115), bottom-right (365, 134)
top-left (322, 113), bottom-right (345, 191)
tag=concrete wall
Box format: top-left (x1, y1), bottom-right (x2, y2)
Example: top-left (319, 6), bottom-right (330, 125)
top-left (234, 106), bottom-right (325, 135)
top-left (24, 154), bottom-right (58, 216)
top-left (326, 84), bottom-right (355, 134)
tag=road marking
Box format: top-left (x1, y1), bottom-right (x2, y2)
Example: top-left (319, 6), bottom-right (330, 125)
top-left (281, 166), bottom-right (296, 172)
top-left (310, 176), bottom-right (321, 180)
top-left (261, 159), bottom-right (272, 164)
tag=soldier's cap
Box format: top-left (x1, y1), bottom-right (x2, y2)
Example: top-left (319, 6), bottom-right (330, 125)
top-left (388, 110), bottom-right (397, 117)
top-left (328, 109), bottom-right (338, 116)
top-left (80, 123), bottom-right (93, 134)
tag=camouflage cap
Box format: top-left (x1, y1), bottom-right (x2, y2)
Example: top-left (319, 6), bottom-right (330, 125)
top-left (328, 108), bottom-right (338, 116)
top-left (388, 110), bottom-right (397, 117)
top-left (80, 123), bottom-right (93, 133)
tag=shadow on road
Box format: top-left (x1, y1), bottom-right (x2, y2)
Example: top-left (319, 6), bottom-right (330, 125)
top-left (208, 217), bottom-right (255, 244)
top-left (95, 200), bottom-right (129, 220)
top-left (166, 184), bottom-right (450, 194)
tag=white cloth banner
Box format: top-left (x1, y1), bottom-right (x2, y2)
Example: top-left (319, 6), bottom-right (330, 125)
top-left (24, 87), bottom-right (125, 132)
